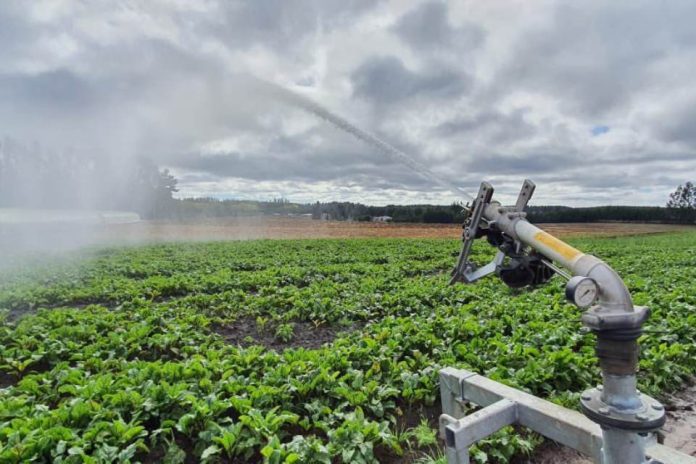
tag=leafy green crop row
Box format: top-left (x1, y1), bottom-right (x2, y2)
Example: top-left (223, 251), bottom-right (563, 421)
top-left (1, 233), bottom-right (695, 463)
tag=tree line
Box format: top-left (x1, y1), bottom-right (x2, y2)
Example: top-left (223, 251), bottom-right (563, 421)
top-left (167, 181), bottom-right (696, 224)
top-left (1, 137), bottom-right (694, 224)
top-left (162, 197), bottom-right (696, 224)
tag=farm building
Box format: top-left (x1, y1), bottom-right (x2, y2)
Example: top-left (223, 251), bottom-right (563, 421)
top-left (372, 216), bottom-right (392, 222)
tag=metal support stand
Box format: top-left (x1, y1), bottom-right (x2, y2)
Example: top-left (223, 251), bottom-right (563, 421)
top-left (439, 368), bottom-right (695, 464)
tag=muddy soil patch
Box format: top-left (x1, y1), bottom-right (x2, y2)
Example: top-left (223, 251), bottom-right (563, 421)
top-left (377, 402), bottom-right (442, 464)
top-left (214, 316), bottom-right (362, 350)
top-left (4, 301), bottom-right (117, 324)
top-left (516, 441), bottom-right (590, 464)
top-left (661, 382), bottom-right (696, 457)
top-left (0, 371), bottom-right (16, 389)
top-left (396, 401), bottom-right (442, 431)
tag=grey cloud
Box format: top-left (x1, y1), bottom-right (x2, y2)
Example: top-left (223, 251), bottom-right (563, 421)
top-left (0, 5), bottom-right (42, 70)
top-left (0, 70), bottom-right (94, 110)
top-left (393, 2), bottom-right (451, 48)
top-left (351, 56), bottom-right (468, 104)
top-left (464, 153), bottom-right (576, 176)
top-left (167, 135), bottom-right (435, 190)
top-left (460, 149), bottom-right (695, 180)
top-left (434, 109), bottom-right (535, 144)
top-left (492, 1), bottom-right (696, 118)
top-left (212, 0), bottom-right (377, 52)
top-left (652, 103), bottom-right (696, 148)
top-left (0, 0), bottom-right (694, 206)
top-left (393, 1), bottom-right (484, 52)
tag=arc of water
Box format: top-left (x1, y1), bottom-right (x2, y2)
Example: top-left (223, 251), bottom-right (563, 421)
top-left (254, 78), bottom-right (474, 201)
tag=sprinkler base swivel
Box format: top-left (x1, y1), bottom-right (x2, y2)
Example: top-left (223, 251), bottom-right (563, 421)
top-left (580, 312), bottom-right (665, 464)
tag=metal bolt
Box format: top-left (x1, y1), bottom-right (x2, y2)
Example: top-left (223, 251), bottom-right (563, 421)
top-left (652, 403), bottom-right (664, 411)
top-left (636, 413), bottom-right (648, 421)
top-left (581, 393), bottom-right (591, 401)
top-left (599, 407), bottom-right (610, 415)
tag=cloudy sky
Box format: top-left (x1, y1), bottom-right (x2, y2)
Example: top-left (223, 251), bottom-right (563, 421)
top-left (2, 0), bottom-right (695, 206)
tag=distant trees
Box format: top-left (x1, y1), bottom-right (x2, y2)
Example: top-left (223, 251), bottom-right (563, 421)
top-left (164, 199), bottom-right (696, 224)
top-left (526, 205), bottom-right (683, 223)
top-left (125, 159), bottom-right (178, 218)
top-left (0, 137), bottom-right (177, 218)
top-left (4, 135), bottom-right (693, 226)
top-left (667, 182), bottom-right (696, 209)
top-left (665, 182), bottom-right (696, 224)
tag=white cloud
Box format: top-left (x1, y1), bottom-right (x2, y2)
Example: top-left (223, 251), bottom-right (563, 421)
top-left (1, 0), bottom-right (695, 206)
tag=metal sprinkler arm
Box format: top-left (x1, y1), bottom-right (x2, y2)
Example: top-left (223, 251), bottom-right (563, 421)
top-left (483, 204), bottom-right (636, 311)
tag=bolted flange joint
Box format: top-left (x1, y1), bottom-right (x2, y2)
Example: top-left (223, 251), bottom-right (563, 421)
top-left (580, 387), bottom-right (666, 432)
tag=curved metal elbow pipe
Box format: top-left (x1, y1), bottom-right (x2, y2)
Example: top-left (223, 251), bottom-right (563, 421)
top-left (572, 255), bottom-right (634, 312)
top-left (484, 205), bottom-right (634, 313)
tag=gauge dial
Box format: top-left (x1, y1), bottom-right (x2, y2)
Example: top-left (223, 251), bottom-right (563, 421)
top-left (565, 276), bottom-right (599, 308)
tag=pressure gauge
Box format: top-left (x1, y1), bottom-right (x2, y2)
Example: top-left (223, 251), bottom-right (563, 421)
top-left (565, 276), bottom-right (599, 308)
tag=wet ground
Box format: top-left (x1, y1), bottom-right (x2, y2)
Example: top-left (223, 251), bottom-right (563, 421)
top-left (213, 316), bottom-right (363, 351)
top-left (661, 383), bottom-right (696, 457)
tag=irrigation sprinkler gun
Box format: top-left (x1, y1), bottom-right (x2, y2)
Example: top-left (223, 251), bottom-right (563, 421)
top-left (438, 180), bottom-right (694, 464)
top-left (271, 81), bottom-right (692, 463)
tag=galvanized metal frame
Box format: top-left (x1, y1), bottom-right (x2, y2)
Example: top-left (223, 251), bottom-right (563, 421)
top-left (439, 367), bottom-right (696, 464)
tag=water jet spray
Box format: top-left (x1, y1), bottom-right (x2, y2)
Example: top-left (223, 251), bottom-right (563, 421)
top-left (250, 77), bottom-right (474, 201)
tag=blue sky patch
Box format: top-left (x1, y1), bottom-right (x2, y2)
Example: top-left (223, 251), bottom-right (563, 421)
top-left (591, 125), bottom-right (610, 136)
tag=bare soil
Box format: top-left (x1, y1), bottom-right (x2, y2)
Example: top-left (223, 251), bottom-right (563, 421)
top-left (3, 217), bottom-right (691, 254)
top-left (213, 316), bottom-right (362, 351)
top-left (90, 217), bottom-right (694, 244)
top-left (661, 382), bottom-right (696, 457)
top-left (0, 371), bottom-right (16, 389)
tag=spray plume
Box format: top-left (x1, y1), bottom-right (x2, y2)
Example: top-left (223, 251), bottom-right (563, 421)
top-left (252, 78), bottom-right (474, 201)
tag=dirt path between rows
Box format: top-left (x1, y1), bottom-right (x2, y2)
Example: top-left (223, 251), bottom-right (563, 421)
top-left (3, 217), bottom-right (693, 254)
top-left (98, 218), bottom-right (694, 242)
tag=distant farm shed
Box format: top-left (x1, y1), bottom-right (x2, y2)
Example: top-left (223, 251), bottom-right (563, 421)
top-left (372, 216), bottom-right (392, 223)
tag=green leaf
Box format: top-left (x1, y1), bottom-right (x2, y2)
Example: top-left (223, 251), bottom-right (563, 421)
top-left (201, 445), bottom-right (220, 460)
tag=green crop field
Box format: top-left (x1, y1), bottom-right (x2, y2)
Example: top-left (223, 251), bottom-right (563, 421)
top-left (1, 232), bottom-right (695, 463)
